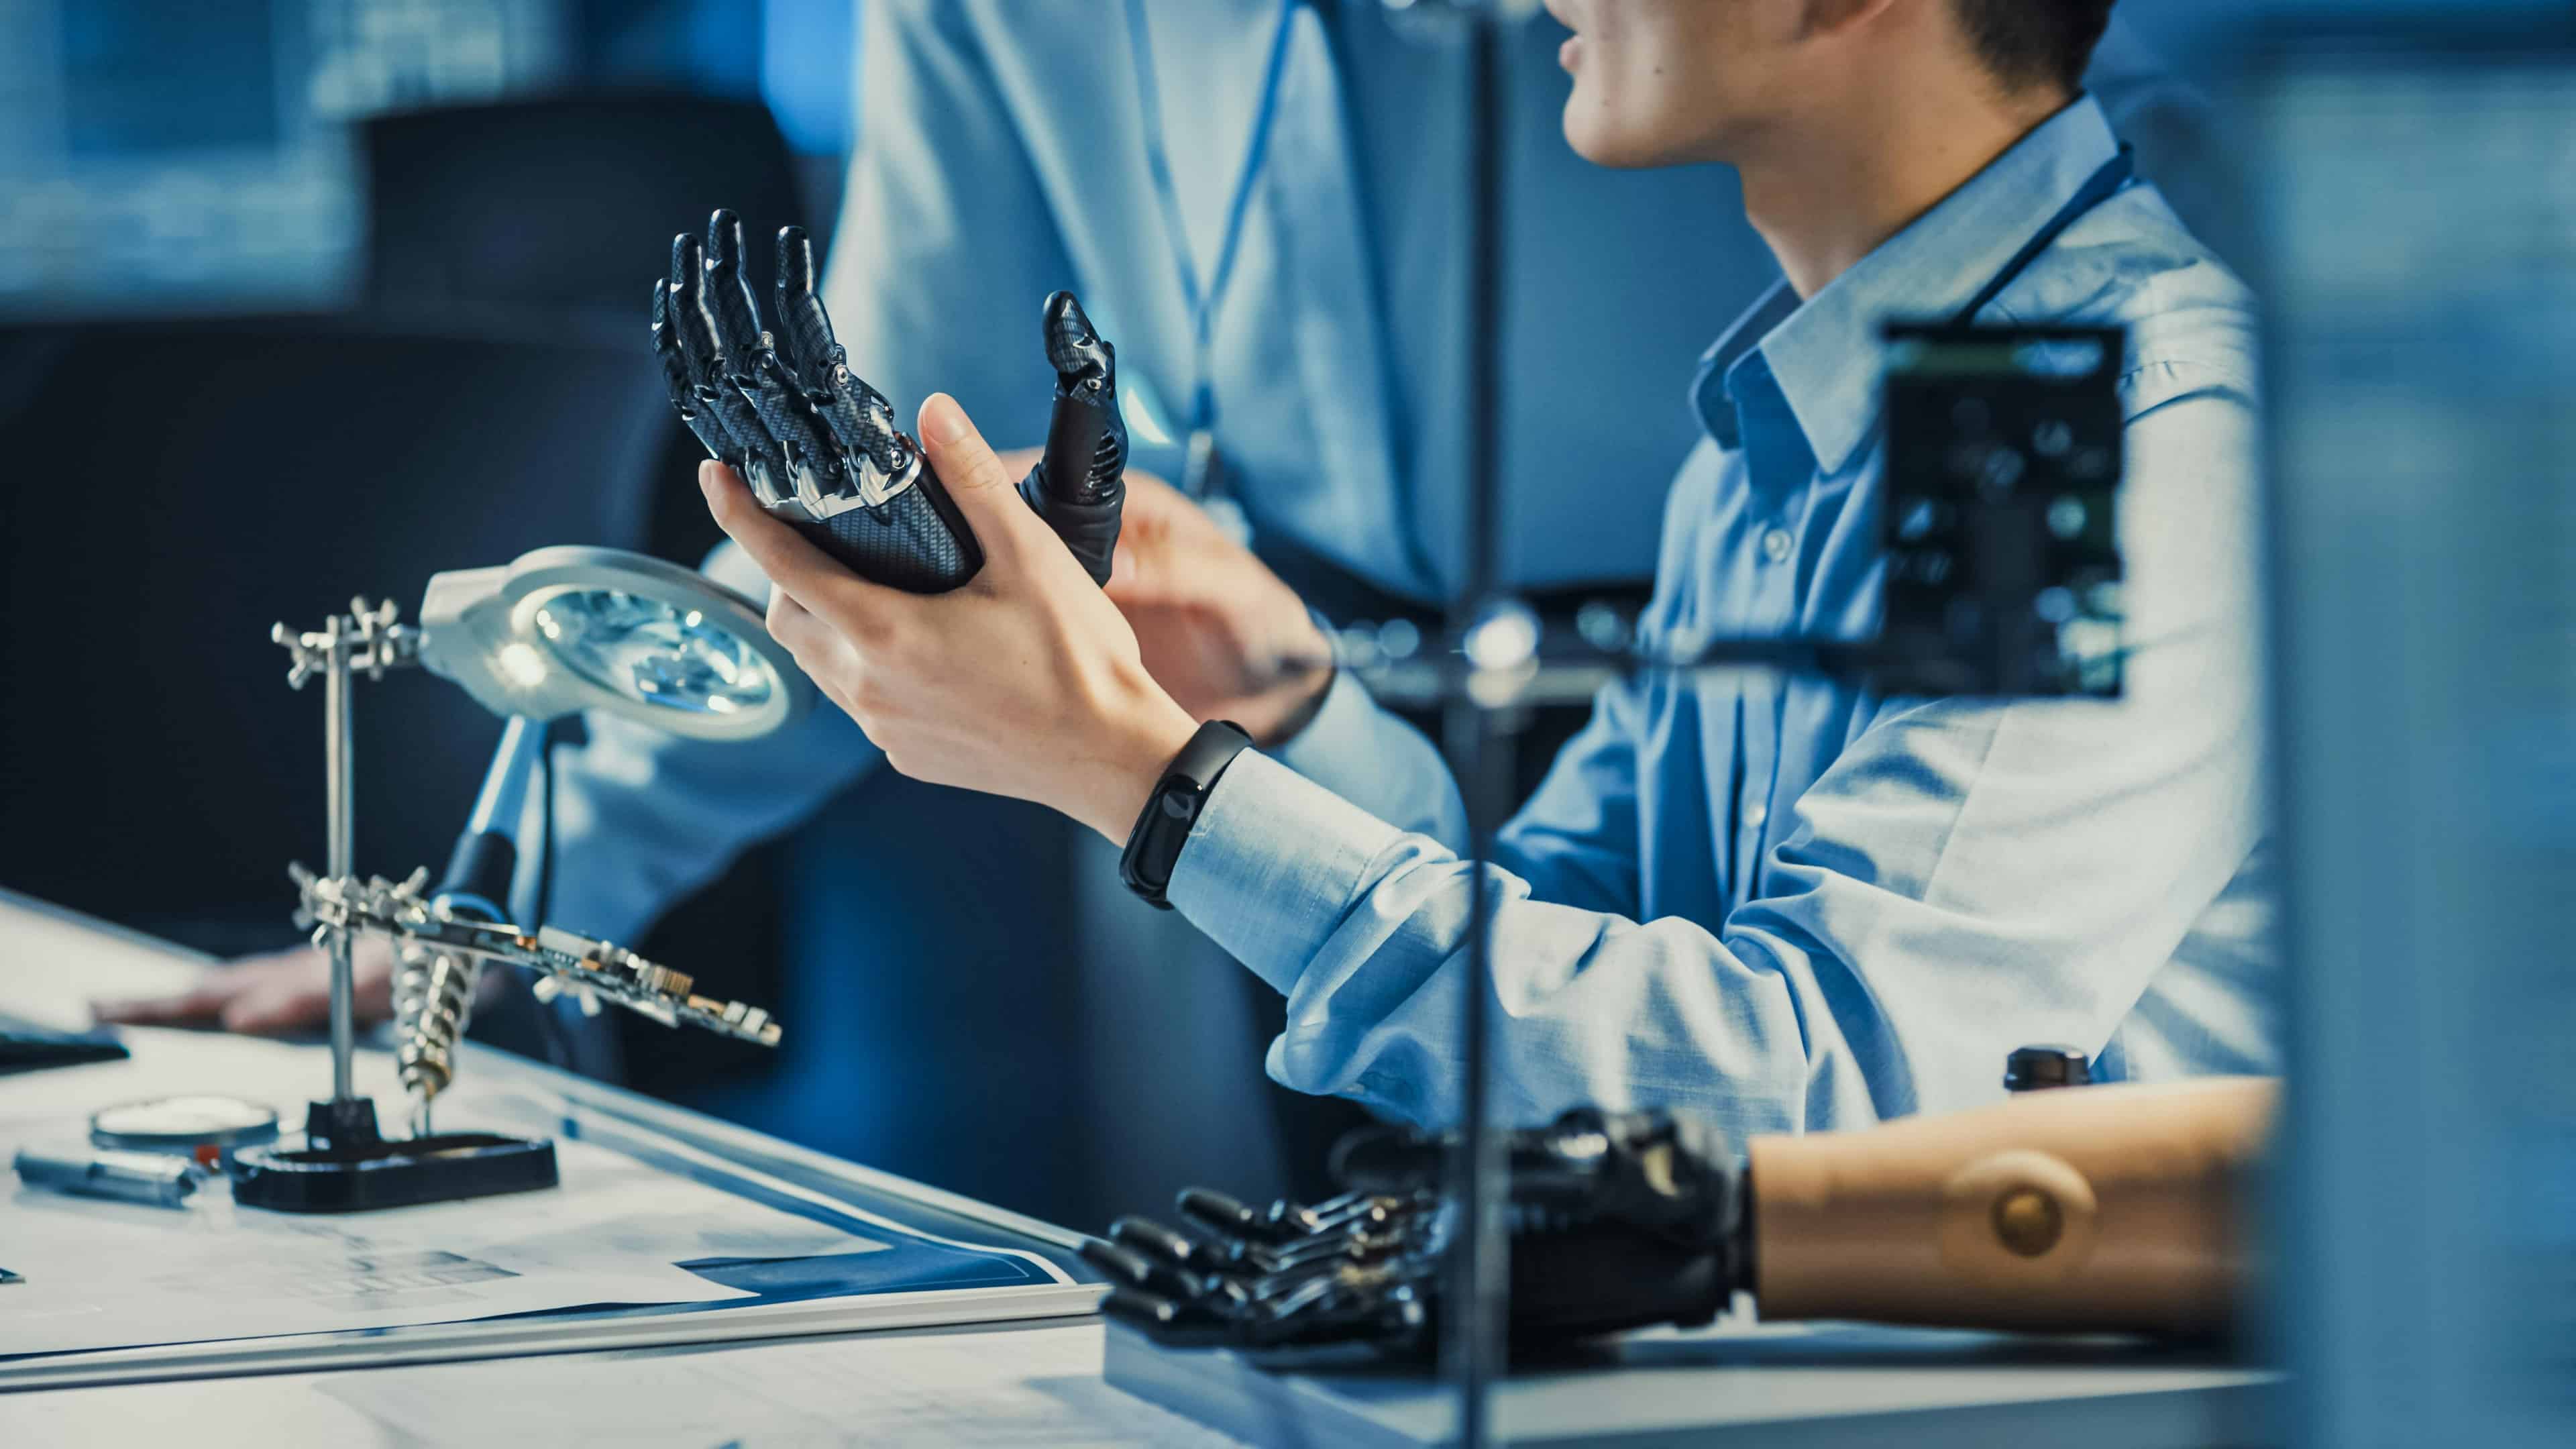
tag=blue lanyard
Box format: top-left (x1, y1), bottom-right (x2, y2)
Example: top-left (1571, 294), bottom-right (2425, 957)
top-left (1123, 0), bottom-right (1303, 446)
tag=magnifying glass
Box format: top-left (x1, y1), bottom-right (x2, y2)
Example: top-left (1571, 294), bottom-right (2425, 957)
top-left (417, 544), bottom-right (810, 739)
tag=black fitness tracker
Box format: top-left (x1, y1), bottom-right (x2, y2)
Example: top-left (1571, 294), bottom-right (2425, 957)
top-left (1120, 720), bottom-right (1254, 909)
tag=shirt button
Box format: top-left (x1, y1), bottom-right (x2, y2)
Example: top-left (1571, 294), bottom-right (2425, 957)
top-left (1744, 801), bottom-right (1769, 829)
top-left (1760, 528), bottom-right (1794, 564)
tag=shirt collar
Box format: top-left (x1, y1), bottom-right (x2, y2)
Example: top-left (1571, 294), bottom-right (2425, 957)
top-left (1690, 95), bottom-right (2125, 475)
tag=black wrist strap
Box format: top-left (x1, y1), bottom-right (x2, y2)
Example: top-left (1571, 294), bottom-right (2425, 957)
top-left (1120, 720), bottom-right (1254, 910)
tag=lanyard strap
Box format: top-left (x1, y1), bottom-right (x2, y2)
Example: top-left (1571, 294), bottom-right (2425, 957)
top-left (1951, 146), bottom-right (2134, 325)
top-left (1124, 0), bottom-right (1303, 437)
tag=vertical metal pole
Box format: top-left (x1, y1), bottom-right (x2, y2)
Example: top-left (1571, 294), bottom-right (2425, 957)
top-left (1442, 13), bottom-right (1512, 1448)
top-left (323, 614), bottom-right (358, 1102)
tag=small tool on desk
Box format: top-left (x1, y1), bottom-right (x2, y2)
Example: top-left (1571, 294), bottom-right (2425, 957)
top-left (14, 1144), bottom-right (206, 1208)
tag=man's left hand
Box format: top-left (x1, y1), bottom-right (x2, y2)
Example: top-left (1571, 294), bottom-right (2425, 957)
top-left (700, 394), bottom-right (1201, 842)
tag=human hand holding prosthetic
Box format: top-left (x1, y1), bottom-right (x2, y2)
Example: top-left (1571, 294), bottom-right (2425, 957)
top-left (698, 394), bottom-right (1199, 841)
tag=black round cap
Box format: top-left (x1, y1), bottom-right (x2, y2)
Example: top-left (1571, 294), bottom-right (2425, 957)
top-left (2004, 1044), bottom-right (2092, 1093)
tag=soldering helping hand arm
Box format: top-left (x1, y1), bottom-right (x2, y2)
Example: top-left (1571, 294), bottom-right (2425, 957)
top-left (653, 209), bottom-right (1125, 592)
top-left (294, 867), bottom-right (783, 1051)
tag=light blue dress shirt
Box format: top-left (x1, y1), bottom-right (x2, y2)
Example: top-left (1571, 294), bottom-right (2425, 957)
top-left (538, 1), bottom-right (2243, 983)
top-left (1169, 97), bottom-right (2279, 1139)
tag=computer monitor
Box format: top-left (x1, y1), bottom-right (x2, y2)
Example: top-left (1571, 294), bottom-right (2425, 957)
top-left (2258, 32), bottom-right (2576, 1449)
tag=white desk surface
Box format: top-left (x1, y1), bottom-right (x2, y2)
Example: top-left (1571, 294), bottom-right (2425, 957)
top-left (0, 890), bottom-right (1240, 1448)
top-left (5, 1320), bottom-right (1232, 1448)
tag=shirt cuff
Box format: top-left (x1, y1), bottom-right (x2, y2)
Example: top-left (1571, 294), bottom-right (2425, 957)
top-left (1275, 667), bottom-right (1373, 775)
top-left (1271, 667), bottom-right (1469, 851)
top-left (1166, 749), bottom-right (1406, 997)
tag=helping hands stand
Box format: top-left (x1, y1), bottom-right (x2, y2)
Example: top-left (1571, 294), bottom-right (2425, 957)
top-left (232, 598), bottom-right (785, 1212)
top-left (229, 598), bottom-right (563, 1211)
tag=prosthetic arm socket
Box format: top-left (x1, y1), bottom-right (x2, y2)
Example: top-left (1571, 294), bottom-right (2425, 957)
top-left (1748, 1076), bottom-right (2275, 1334)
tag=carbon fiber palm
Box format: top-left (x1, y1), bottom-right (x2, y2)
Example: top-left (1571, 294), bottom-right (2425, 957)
top-left (810, 483), bottom-right (979, 594)
top-left (651, 209), bottom-right (1122, 595)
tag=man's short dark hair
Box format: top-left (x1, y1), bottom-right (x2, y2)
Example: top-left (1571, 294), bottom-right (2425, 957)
top-left (1951, 0), bottom-right (2115, 96)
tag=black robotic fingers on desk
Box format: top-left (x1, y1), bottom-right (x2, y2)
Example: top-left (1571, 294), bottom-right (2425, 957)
top-left (1337, 1107), bottom-right (1741, 1248)
top-left (1079, 1186), bottom-right (1440, 1352)
top-left (1083, 1229), bottom-right (1431, 1352)
top-left (1086, 1110), bottom-right (1749, 1354)
top-left (1081, 1236), bottom-right (1210, 1304)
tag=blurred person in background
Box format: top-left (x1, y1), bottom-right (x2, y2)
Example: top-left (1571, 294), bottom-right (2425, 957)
top-left (104, 0), bottom-right (2239, 1193)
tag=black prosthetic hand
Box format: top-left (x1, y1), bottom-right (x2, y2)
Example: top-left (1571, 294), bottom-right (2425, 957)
top-left (654, 211), bottom-right (975, 592)
top-left (1018, 290), bottom-right (1127, 585)
top-left (1081, 1108), bottom-right (1749, 1356)
top-left (651, 209), bottom-right (1128, 593)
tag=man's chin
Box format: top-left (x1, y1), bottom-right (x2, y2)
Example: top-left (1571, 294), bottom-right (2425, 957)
top-left (1561, 105), bottom-right (1674, 170)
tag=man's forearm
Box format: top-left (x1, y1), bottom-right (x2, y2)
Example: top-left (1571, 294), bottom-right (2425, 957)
top-left (1163, 750), bottom-right (1854, 1136)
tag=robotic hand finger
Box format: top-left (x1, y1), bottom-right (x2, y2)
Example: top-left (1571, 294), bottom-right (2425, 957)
top-left (1083, 1109), bottom-right (1747, 1356)
top-left (1018, 290), bottom-right (1128, 584)
top-left (1082, 1187), bottom-right (1436, 1351)
top-left (651, 208), bottom-right (1129, 594)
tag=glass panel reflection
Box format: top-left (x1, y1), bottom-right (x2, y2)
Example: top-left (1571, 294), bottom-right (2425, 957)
top-left (531, 588), bottom-right (776, 717)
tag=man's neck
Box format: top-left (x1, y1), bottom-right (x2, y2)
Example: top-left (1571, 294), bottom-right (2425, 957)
top-left (1738, 82), bottom-right (2074, 301)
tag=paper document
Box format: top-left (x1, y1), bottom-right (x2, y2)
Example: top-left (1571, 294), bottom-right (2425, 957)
top-left (0, 1134), bottom-right (877, 1359)
top-left (322, 1322), bottom-right (1242, 1448)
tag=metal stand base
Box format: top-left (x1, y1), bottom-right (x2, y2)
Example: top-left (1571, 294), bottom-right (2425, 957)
top-left (231, 1097), bottom-right (558, 1213)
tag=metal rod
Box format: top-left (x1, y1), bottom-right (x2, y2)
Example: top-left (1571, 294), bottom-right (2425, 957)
top-left (323, 614), bottom-right (358, 1102)
top-left (462, 715), bottom-right (542, 839)
top-left (1442, 13), bottom-right (1511, 1448)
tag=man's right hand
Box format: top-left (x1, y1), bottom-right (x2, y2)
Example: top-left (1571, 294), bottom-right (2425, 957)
top-left (93, 934), bottom-right (398, 1035)
top-left (1105, 472), bottom-right (1338, 747)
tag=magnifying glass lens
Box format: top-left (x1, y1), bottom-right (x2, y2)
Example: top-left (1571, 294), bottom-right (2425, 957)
top-left (532, 589), bottom-right (778, 717)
